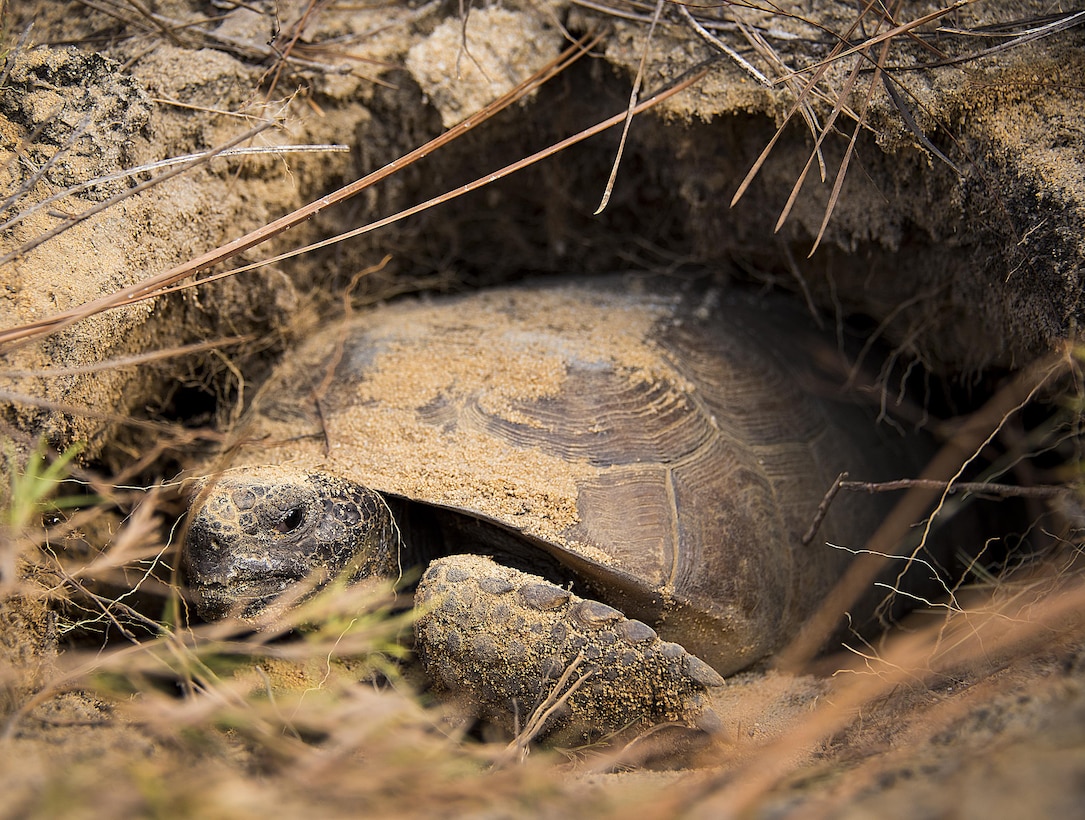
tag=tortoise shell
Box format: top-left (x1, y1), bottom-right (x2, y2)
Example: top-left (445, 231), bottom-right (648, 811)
top-left (218, 277), bottom-right (904, 675)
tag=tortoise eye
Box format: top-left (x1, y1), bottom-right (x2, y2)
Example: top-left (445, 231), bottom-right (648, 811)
top-left (275, 507), bottom-right (305, 534)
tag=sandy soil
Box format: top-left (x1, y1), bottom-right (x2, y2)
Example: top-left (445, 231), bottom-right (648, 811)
top-left (0, 1), bottom-right (1083, 817)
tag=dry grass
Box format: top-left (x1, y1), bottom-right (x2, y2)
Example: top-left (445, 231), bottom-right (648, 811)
top-left (582, 1), bottom-right (1085, 255)
top-left (0, 1), bottom-right (1083, 816)
top-left (1, 437), bottom-right (1082, 817)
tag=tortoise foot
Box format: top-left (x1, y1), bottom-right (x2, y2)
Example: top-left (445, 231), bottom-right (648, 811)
top-left (415, 553), bottom-right (724, 745)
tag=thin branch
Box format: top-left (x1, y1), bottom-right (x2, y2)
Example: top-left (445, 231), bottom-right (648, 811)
top-left (594, 0), bottom-right (665, 214)
top-left (802, 471), bottom-right (848, 547)
top-left (919, 9), bottom-right (1085, 69)
top-left (730, 1), bottom-right (877, 209)
top-left (1, 114), bottom-right (94, 216)
top-left (777, 349), bottom-right (1071, 672)
top-left (0, 121), bottom-right (278, 267)
top-left (0, 144), bottom-right (349, 234)
top-left (494, 652), bottom-right (595, 766)
top-left (804, 473), bottom-right (1075, 547)
top-left (770, 1), bottom-right (970, 85)
top-left (879, 74), bottom-right (962, 176)
top-left (841, 478), bottom-right (1074, 499)
top-left (0, 337), bottom-right (252, 378)
top-left (676, 3), bottom-right (770, 87)
top-left (808, 24), bottom-right (891, 255)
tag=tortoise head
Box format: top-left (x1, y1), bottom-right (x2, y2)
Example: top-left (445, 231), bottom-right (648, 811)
top-left (183, 468), bottom-right (399, 620)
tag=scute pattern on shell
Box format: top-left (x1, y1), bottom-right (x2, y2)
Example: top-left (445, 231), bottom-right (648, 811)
top-left (222, 277), bottom-right (903, 674)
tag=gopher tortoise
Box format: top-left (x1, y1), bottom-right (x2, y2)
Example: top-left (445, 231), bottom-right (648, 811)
top-left (184, 277), bottom-right (929, 741)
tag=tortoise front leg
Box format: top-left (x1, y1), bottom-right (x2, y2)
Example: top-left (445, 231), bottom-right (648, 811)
top-left (415, 554), bottom-right (725, 746)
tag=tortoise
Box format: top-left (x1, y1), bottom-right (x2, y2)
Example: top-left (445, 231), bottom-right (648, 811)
top-left (183, 276), bottom-right (927, 741)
